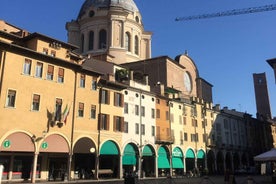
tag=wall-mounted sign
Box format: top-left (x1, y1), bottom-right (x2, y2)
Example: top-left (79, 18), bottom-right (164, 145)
top-left (41, 142), bottom-right (48, 149)
top-left (3, 140), bottom-right (11, 148)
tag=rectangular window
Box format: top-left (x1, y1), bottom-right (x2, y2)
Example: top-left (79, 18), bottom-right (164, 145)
top-left (90, 105), bottom-right (96, 119)
top-left (6, 90), bottom-right (16, 107)
top-left (141, 106), bottom-right (145, 117)
top-left (124, 122), bottom-right (129, 133)
top-left (156, 99), bottom-right (160, 104)
top-left (50, 50), bottom-right (56, 57)
top-left (114, 116), bottom-right (124, 132)
top-left (141, 124), bottom-right (145, 135)
top-left (183, 117), bottom-right (186, 125)
top-left (55, 98), bottom-right (62, 121)
top-left (191, 133), bottom-right (198, 142)
top-left (78, 103), bottom-right (84, 117)
top-left (32, 94), bottom-right (40, 111)
top-left (151, 126), bottom-right (155, 136)
top-left (135, 123), bottom-right (139, 134)
top-left (156, 109), bottom-right (160, 118)
top-left (124, 103), bottom-right (128, 114)
top-left (43, 48), bottom-right (48, 55)
top-left (100, 89), bottom-right (109, 104)
top-left (184, 133), bottom-right (188, 141)
top-left (180, 131), bottom-right (183, 145)
top-left (58, 68), bottom-right (64, 83)
top-left (35, 62), bottom-right (43, 78)
top-left (166, 111), bottom-right (169, 121)
top-left (80, 74), bottom-right (85, 88)
top-left (100, 114), bottom-right (110, 130)
top-left (114, 92), bottom-right (123, 107)
top-left (170, 113), bottom-right (174, 122)
top-left (47, 65), bottom-right (54, 80)
top-left (151, 108), bottom-right (155, 118)
top-left (91, 79), bottom-right (97, 90)
top-left (23, 59), bottom-right (31, 75)
top-left (179, 115), bottom-right (182, 124)
top-left (135, 105), bottom-right (139, 116)
top-left (192, 119), bottom-right (198, 127)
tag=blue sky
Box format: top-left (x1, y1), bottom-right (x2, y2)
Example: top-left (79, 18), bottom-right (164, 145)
top-left (1, 0), bottom-right (276, 117)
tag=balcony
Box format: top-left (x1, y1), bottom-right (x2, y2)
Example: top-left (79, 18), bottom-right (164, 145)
top-left (155, 134), bottom-right (174, 145)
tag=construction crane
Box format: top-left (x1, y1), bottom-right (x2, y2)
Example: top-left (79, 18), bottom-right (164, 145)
top-left (175, 4), bottom-right (276, 21)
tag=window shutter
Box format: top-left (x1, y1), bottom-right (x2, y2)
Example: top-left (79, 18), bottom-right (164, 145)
top-left (107, 90), bottom-right (110, 105)
top-left (120, 94), bottom-right (124, 107)
top-left (113, 116), bottom-right (116, 131)
top-left (107, 114), bottom-right (110, 130)
top-left (121, 117), bottom-right (124, 131)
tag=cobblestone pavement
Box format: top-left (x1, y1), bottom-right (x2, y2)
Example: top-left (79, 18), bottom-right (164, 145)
top-left (2, 175), bottom-right (275, 184)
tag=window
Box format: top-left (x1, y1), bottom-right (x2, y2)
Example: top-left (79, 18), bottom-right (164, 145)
top-left (124, 103), bottom-right (128, 114)
top-left (184, 133), bottom-right (188, 141)
top-left (166, 111), bottom-right (169, 121)
top-left (151, 126), bottom-right (155, 136)
top-left (6, 90), bottom-right (16, 107)
top-left (114, 92), bottom-right (123, 107)
top-left (99, 29), bottom-right (107, 49)
top-left (78, 103), bottom-right (84, 117)
top-left (43, 48), bottom-right (48, 54)
top-left (90, 105), bottom-right (96, 119)
top-left (55, 98), bottom-right (62, 121)
top-left (170, 113), bottom-right (174, 122)
top-left (47, 65), bottom-right (54, 80)
top-left (100, 114), bottom-right (110, 130)
top-left (135, 123), bottom-right (139, 134)
top-left (23, 59), bottom-right (31, 75)
top-left (32, 94), bottom-right (40, 111)
top-left (135, 105), bottom-right (139, 116)
top-left (183, 117), bottom-right (186, 125)
top-left (156, 109), bottom-right (160, 118)
top-left (203, 133), bottom-right (208, 143)
top-left (224, 119), bottom-right (229, 129)
top-left (134, 35), bottom-right (139, 55)
top-left (50, 50), bottom-right (56, 57)
top-left (156, 99), bottom-right (160, 104)
top-left (180, 131), bottom-right (183, 145)
top-left (114, 116), bottom-right (124, 132)
top-left (141, 106), bottom-right (145, 117)
top-left (202, 119), bottom-right (207, 128)
top-left (141, 124), bottom-right (145, 135)
top-left (80, 74), bottom-right (85, 88)
top-left (191, 133), bottom-right (198, 142)
top-left (151, 108), bottom-right (155, 118)
top-left (100, 89), bottom-right (109, 104)
top-left (125, 32), bottom-right (131, 52)
top-left (89, 31), bottom-right (94, 50)
top-left (35, 62), bottom-right (43, 78)
top-left (124, 122), bottom-right (129, 133)
top-left (58, 68), bottom-right (64, 83)
top-left (192, 119), bottom-right (198, 127)
top-left (91, 78), bottom-right (97, 90)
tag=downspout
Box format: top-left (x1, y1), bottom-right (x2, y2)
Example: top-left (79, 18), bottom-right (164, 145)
top-left (0, 51), bottom-right (6, 96)
top-left (68, 70), bottom-right (77, 181)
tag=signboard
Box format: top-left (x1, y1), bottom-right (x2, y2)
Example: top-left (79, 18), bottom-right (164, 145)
top-left (41, 142), bottom-right (48, 149)
top-left (3, 140), bottom-right (11, 148)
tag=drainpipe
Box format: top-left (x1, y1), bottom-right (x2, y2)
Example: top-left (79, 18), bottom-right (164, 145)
top-left (138, 89), bottom-right (142, 179)
top-left (0, 51), bottom-right (6, 96)
top-left (68, 70), bottom-right (77, 181)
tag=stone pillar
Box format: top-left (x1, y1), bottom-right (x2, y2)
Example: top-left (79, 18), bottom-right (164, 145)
top-left (31, 152), bottom-right (38, 183)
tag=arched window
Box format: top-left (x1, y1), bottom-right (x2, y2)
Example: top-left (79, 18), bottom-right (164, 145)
top-left (135, 35), bottom-right (139, 55)
top-left (88, 31), bottom-right (94, 50)
top-left (81, 34), bottom-right (84, 53)
top-left (99, 29), bottom-right (107, 49)
top-left (125, 32), bottom-right (131, 52)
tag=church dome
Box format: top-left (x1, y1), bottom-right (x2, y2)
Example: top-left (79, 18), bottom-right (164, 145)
top-left (78, 0), bottom-right (139, 19)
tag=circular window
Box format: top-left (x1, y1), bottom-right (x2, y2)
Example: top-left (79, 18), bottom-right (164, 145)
top-left (89, 10), bottom-right (95, 17)
top-left (124, 91), bottom-right (128, 95)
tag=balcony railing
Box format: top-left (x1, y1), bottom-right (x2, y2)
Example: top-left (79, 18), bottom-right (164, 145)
top-left (155, 134), bottom-right (174, 145)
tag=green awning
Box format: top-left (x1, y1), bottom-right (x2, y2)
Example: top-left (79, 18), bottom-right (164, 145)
top-left (158, 146), bottom-right (170, 169)
top-left (172, 147), bottom-right (184, 168)
top-left (123, 144), bottom-right (137, 165)
top-left (143, 145), bottom-right (153, 156)
top-left (172, 157), bottom-right (184, 168)
top-left (197, 150), bottom-right (205, 159)
top-left (186, 149), bottom-right (195, 158)
top-left (100, 140), bottom-right (119, 155)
